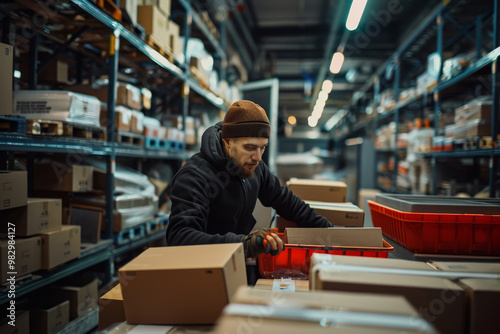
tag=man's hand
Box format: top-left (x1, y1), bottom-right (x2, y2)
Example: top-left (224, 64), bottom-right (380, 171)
top-left (243, 227), bottom-right (285, 258)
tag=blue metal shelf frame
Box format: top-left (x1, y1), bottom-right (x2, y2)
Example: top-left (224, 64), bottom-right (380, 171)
top-left (0, 240), bottom-right (113, 305)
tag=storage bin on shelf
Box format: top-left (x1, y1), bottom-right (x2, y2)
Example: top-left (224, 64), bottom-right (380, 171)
top-left (257, 233), bottom-right (394, 279)
top-left (368, 200), bottom-right (500, 256)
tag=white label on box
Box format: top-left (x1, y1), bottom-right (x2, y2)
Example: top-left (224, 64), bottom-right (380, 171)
top-left (128, 325), bottom-right (175, 333)
top-left (272, 278), bottom-right (295, 292)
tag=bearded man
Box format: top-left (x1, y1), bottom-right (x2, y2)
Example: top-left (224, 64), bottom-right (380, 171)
top-left (166, 100), bottom-right (334, 258)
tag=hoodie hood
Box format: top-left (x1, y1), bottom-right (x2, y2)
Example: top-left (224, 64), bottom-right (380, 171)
top-left (200, 121), bottom-right (232, 170)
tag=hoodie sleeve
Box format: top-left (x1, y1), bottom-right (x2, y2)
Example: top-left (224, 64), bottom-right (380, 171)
top-left (166, 167), bottom-right (246, 246)
top-left (257, 164), bottom-right (333, 228)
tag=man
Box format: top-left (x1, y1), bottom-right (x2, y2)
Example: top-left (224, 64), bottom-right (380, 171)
top-left (166, 100), bottom-right (333, 258)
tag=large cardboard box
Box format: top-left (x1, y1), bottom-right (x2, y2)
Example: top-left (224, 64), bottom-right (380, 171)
top-left (0, 170), bottom-right (27, 211)
top-left (14, 90), bottom-right (101, 127)
top-left (287, 178), bottom-right (347, 202)
top-left (314, 270), bottom-right (466, 334)
top-left (0, 310), bottom-right (29, 334)
top-left (0, 236), bottom-right (42, 283)
top-left (284, 227), bottom-right (383, 247)
top-left (130, 110), bottom-right (144, 134)
top-left (458, 278), bottom-right (500, 334)
top-left (55, 277), bottom-right (98, 320)
top-left (30, 300), bottom-right (70, 334)
top-left (34, 164), bottom-right (93, 192)
top-left (98, 283), bottom-right (126, 331)
top-left (70, 82), bottom-right (141, 110)
top-left (41, 225), bottom-right (81, 270)
top-left (1, 198), bottom-right (62, 236)
top-left (0, 42), bottom-right (13, 116)
top-left (138, 5), bottom-right (170, 51)
top-left (307, 201), bottom-right (364, 226)
top-left (215, 287), bottom-right (438, 334)
top-left (118, 243), bottom-right (247, 325)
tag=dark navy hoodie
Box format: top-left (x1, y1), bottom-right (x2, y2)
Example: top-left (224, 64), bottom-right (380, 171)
top-left (166, 122), bottom-right (331, 246)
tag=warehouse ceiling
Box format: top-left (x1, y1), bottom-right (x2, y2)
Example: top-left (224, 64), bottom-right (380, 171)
top-left (211, 0), bottom-right (443, 134)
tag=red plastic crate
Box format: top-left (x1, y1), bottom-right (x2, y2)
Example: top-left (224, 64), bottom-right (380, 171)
top-left (258, 235), bottom-right (394, 279)
top-left (368, 200), bottom-right (500, 256)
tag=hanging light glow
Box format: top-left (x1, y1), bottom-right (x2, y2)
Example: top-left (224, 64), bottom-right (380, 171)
top-left (288, 115), bottom-right (297, 125)
top-left (330, 52), bottom-right (345, 74)
top-left (346, 0), bottom-right (368, 31)
top-left (322, 79), bottom-right (333, 93)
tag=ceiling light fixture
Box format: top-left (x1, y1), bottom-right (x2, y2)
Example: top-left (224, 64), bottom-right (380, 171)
top-left (321, 80), bottom-right (333, 93)
top-left (288, 115), bottom-right (297, 125)
top-left (329, 52), bottom-right (345, 74)
top-left (308, 116), bottom-right (318, 127)
top-left (346, 0), bottom-right (368, 31)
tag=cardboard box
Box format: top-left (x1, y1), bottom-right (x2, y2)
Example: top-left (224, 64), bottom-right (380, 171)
top-left (108, 105), bottom-right (133, 131)
top-left (215, 287), bottom-right (438, 334)
top-left (358, 188), bottom-right (381, 227)
top-left (0, 310), bottom-right (29, 334)
top-left (30, 300), bottom-right (70, 334)
top-left (0, 42), bottom-right (13, 116)
top-left (34, 164), bottom-right (93, 192)
top-left (118, 243), bottom-right (247, 325)
top-left (1, 198), bottom-right (62, 236)
top-left (0, 236), bottom-right (42, 283)
top-left (55, 277), bottom-right (98, 320)
top-left (141, 87), bottom-right (152, 110)
top-left (307, 201), bottom-right (364, 227)
top-left (428, 261), bottom-right (500, 273)
top-left (458, 278), bottom-right (500, 334)
top-left (130, 110), bottom-right (144, 134)
top-left (284, 227), bottom-right (383, 247)
top-left (140, 0), bottom-right (171, 16)
top-left (120, 0), bottom-right (138, 26)
top-left (41, 225), bottom-right (81, 270)
top-left (38, 59), bottom-right (68, 84)
top-left (0, 170), bottom-right (27, 210)
top-left (69, 82), bottom-right (141, 110)
top-left (314, 270), bottom-right (466, 334)
top-left (286, 178), bottom-right (347, 202)
top-left (14, 90), bottom-right (101, 127)
top-left (98, 283), bottom-right (126, 330)
top-left (254, 278), bottom-right (310, 292)
top-left (138, 5), bottom-right (170, 51)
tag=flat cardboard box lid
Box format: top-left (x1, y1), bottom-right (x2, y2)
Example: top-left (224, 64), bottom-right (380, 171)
top-left (458, 278), bottom-right (500, 292)
top-left (119, 243), bottom-right (243, 271)
top-left (232, 286), bottom-right (418, 316)
top-left (285, 227), bottom-right (382, 247)
top-left (374, 193), bottom-right (500, 214)
top-left (287, 178), bottom-right (347, 188)
top-left (307, 201), bottom-right (364, 213)
top-left (428, 261), bottom-right (500, 273)
top-left (311, 254), bottom-right (433, 271)
top-left (318, 270), bottom-right (464, 291)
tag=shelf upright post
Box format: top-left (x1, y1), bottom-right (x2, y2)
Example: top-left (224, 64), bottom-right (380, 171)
top-left (432, 12), bottom-right (444, 195)
top-left (28, 33), bottom-right (39, 89)
top-left (490, 0), bottom-right (499, 198)
top-left (181, 3), bottom-right (193, 133)
top-left (392, 58), bottom-right (401, 193)
top-left (219, 20), bottom-right (227, 82)
top-left (104, 29), bottom-right (120, 241)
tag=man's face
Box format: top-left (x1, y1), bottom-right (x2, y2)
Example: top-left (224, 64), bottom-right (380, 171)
top-left (224, 137), bottom-right (268, 178)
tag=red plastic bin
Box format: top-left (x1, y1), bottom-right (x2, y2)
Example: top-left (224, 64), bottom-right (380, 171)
top-left (257, 233), bottom-right (394, 279)
top-left (368, 200), bottom-right (500, 256)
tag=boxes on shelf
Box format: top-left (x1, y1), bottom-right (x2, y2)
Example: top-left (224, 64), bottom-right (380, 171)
top-left (140, 0), bottom-right (171, 16)
top-left (306, 201), bottom-right (364, 227)
top-left (138, 5), bottom-right (171, 53)
top-left (41, 225), bottom-right (81, 270)
top-left (143, 116), bottom-right (161, 137)
top-left (0, 42), bottom-right (13, 116)
top-left (69, 82), bottom-right (142, 111)
top-left (1, 198), bottom-right (62, 236)
top-left (0, 170), bottom-right (27, 211)
top-left (13, 90), bottom-right (101, 127)
top-left (455, 99), bottom-right (492, 123)
top-left (118, 243), bottom-right (246, 325)
top-left (54, 277), bottom-right (98, 320)
top-left (34, 164), bottom-right (93, 192)
top-left (0, 236), bottom-right (42, 283)
top-left (141, 87), bottom-right (152, 110)
top-left (258, 228), bottom-right (393, 279)
top-left (215, 286), bottom-right (438, 334)
top-left (38, 56), bottom-right (68, 85)
top-left (30, 299), bottom-right (70, 334)
top-left (98, 283), bottom-right (126, 331)
top-left (286, 178), bottom-right (347, 202)
top-left (103, 105), bottom-right (133, 131)
top-left (120, 0), bottom-right (138, 26)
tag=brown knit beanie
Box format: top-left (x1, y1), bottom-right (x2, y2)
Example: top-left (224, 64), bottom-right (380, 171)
top-left (221, 100), bottom-right (271, 138)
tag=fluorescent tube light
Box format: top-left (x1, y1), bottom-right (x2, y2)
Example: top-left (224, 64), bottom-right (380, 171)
top-left (330, 52), bottom-right (345, 74)
top-left (346, 0), bottom-right (368, 31)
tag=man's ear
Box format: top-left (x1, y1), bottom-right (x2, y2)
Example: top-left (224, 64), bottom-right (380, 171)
top-left (222, 137), bottom-right (231, 148)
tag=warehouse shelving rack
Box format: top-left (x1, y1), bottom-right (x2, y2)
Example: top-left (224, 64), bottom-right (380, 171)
top-left (0, 0), bottom-right (229, 326)
top-left (334, 0), bottom-right (499, 198)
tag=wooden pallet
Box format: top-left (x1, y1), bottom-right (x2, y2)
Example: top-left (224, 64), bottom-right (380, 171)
top-left (463, 136), bottom-right (493, 150)
top-left (95, 0), bottom-right (122, 22)
top-left (145, 35), bottom-right (174, 63)
top-left (0, 115), bottom-right (27, 133)
top-left (115, 130), bottom-right (144, 146)
top-left (144, 137), bottom-right (185, 151)
top-left (26, 119), bottom-right (64, 135)
top-left (63, 123), bottom-right (106, 141)
top-left (114, 224), bottom-right (145, 246)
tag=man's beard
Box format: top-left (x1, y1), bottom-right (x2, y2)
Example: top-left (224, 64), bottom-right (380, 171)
top-left (232, 159), bottom-right (257, 178)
